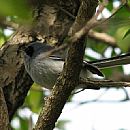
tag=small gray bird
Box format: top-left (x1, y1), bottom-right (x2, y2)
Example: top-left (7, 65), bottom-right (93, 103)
top-left (23, 42), bottom-right (130, 89)
top-left (23, 42), bottom-right (103, 89)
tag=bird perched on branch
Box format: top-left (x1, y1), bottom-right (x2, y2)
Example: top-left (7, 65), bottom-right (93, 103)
top-left (23, 41), bottom-right (130, 89)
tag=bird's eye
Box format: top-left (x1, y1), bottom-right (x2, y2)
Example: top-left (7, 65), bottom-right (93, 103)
top-left (24, 46), bottom-right (34, 57)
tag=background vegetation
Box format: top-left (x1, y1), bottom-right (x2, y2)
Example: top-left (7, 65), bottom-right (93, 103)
top-left (0, 0), bottom-right (130, 130)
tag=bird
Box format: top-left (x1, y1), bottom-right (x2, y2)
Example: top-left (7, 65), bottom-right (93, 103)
top-left (23, 41), bottom-right (130, 89)
top-left (23, 42), bottom-right (104, 89)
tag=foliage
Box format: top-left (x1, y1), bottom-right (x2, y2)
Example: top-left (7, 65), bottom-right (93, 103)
top-left (0, 0), bottom-right (130, 130)
top-left (0, 0), bottom-right (32, 23)
top-left (123, 28), bottom-right (130, 39)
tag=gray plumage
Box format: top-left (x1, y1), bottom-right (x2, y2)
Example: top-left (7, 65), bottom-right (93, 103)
top-left (23, 42), bottom-right (103, 89)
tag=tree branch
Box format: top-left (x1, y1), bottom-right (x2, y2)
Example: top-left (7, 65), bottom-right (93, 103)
top-left (90, 53), bottom-right (130, 69)
top-left (33, 0), bottom-right (98, 130)
top-left (0, 87), bottom-right (9, 130)
top-left (80, 78), bottom-right (130, 89)
top-left (0, 0), bottom-right (80, 121)
top-left (88, 30), bottom-right (117, 47)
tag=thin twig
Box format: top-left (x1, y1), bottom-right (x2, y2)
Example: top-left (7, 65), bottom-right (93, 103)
top-left (42, 3), bottom-right (126, 58)
top-left (88, 30), bottom-right (117, 47)
top-left (94, 2), bottom-right (105, 19)
top-left (93, 2), bottom-right (127, 28)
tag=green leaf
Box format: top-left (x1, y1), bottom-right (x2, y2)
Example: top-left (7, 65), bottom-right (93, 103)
top-left (101, 66), bottom-right (123, 78)
top-left (106, 1), bottom-right (113, 11)
top-left (122, 29), bottom-right (130, 39)
top-left (19, 117), bottom-right (28, 130)
top-left (115, 26), bottom-right (130, 52)
top-left (87, 38), bottom-right (108, 55)
top-left (25, 84), bottom-right (45, 113)
top-left (113, 5), bottom-right (130, 18)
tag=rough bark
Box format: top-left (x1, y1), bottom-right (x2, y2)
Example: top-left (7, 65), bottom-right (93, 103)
top-left (0, 0), bottom-right (80, 122)
top-left (0, 87), bottom-right (9, 130)
top-left (0, 30), bottom-right (34, 120)
top-left (0, 1), bottom-right (99, 130)
top-left (34, 37), bottom-right (86, 130)
top-left (34, 0), bottom-right (98, 130)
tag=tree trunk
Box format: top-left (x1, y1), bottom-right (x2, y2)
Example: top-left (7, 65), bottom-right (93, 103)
top-left (0, 0), bottom-right (80, 121)
top-left (0, 1), bottom-right (98, 129)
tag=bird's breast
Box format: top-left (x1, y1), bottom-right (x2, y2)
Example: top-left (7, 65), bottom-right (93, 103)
top-left (28, 58), bottom-right (64, 89)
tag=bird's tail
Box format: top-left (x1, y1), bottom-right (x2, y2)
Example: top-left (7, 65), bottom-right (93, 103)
top-left (83, 61), bottom-right (104, 77)
top-left (83, 52), bottom-right (130, 77)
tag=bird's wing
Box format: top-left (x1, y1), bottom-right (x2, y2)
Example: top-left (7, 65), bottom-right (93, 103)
top-left (49, 55), bottom-right (104, 77)
top-left (49, 55), bottom-right (65, 61)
